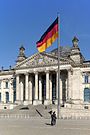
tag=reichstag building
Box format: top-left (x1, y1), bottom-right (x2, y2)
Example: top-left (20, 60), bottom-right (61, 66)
top-left (0, 36), bottom-right (90, 110)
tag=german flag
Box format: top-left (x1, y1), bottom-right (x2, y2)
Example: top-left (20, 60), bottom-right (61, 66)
top-left (36, 17), bottom-right (58, 52)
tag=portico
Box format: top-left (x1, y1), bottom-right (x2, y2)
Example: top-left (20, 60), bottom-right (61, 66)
top-left (15, 68), bottom-right (71, 106)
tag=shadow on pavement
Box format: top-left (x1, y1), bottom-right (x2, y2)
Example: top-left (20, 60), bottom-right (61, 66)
top-left (45, 123), bottom-right (51, 126)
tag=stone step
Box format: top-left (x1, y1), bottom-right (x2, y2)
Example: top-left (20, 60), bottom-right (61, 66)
top-left (1, 105), bottom-right (90, 119)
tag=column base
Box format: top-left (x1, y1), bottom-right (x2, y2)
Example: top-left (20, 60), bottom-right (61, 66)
top-left (33, 100), bottom-right (42, 105)
top-left (24, 100), bottom-right (32, 105)
top-left (44, 100), bottom-right (52, 105)
top-left (54, 100), bottom-right (58, 105)
top-left (15, 100), bottom-right (24, 105)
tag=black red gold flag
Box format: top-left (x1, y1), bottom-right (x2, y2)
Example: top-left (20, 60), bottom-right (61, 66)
top-left (36, 17), bottom-right (58, 52)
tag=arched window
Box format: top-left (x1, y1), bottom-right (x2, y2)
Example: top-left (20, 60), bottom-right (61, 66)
top-left (6, 92), bottom-right (9, 103)
top-left (84, 88), bottom-right (90, 102)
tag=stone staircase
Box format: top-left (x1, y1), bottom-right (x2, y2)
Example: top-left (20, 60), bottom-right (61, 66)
top-left (0, 105), bottom-right (90, 119)
top-left (0, 104), bottom-right (54, 119)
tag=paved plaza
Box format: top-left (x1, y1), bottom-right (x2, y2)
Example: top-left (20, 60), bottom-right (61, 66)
top-left (0, 118), bottom-right (90, 135)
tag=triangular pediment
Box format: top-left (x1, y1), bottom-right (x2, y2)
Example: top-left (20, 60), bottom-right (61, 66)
top-left (14, 52), bottom-right (72, 69)
top-left (15, 52), bottom-right (58, 69)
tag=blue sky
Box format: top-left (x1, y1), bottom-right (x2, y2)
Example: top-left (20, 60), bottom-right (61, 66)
top-left (0, 0), bottom-right (90, 68)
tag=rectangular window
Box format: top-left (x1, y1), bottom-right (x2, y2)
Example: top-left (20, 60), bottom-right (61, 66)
top-left (6, 82), bottom-right (9, 88)
top-left (84, 88), bottom-right (90, 102)
top-left (6, 92), bottom-right (9, 103)
top-left (84, 75), bottom-right (89, 83)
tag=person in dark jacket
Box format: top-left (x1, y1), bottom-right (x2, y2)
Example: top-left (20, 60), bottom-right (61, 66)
top-left (53, 111), bottom-right (57, 125)
top-left (51, 111), bottom-right (57, 126)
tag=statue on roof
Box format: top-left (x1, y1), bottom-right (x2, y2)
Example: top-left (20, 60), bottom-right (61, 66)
top-left (72, 36), bottom-right (79, 48)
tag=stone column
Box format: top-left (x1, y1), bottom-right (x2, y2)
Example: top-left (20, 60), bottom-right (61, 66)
top-left (28, 75), bottom-right (33, 104)
top-left (67, 69), bottom-right (72, 101)
top-left (44, 71), bottom-right (50, 105)
top-left (1, 80), bottom-right (4, 103)
top-left (60, 71), bottom-right (62, 104)
top-left (20, 78), bottom-right (24, 102)
top-left (9, 79), bottom-right (13, 103)
top-left (33, 72), bottom-right (39, 105)
top-left (87, 73), bottom-right (89, 83)
top-left (65, 78), bottom-right (68, 100)
top-left (39, 75), bottom-right (42, 104)
top-left (16, 74), bottom-right (20, 103)
top-left (24, 73), bottom-right (29, 105)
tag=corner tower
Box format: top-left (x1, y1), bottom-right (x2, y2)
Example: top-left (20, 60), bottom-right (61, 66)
top-left (16, 45), bottom-right (26, 65)
top-left (70, 36), bottom-right (84, 65)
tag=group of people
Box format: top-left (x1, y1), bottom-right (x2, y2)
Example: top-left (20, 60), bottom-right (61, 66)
top-left (49, 111), bottom-right (57, 126)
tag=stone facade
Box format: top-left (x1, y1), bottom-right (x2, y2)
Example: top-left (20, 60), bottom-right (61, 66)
top-left (0, 37), bottom-right (90, 110)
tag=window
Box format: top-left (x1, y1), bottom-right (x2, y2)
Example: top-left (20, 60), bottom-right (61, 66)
top-left (6, 82), bottom-right (9, 88)
top-left (84, 88), bottom-right (90, 102)
top-left (6, 92), bottom-right (9, 103)
top-left (84, 75), bottom-right (89, 83)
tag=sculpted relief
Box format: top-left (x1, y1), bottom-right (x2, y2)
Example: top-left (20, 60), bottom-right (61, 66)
top-left (17, 53), bottom-right (58, 68)
top-left (15, 52), bottom-right (71, 70)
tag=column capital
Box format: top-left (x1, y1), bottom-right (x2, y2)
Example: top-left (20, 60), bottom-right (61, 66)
top-left (39, 75), bottom-right (42, 79)
top-left (55, 69), bottom-right (61, 73)
top-left (15, 73), bottom-right (20, 76)
top-left (34, 71), bottom-right (38, 74)
top-left (45, 70), bottom-right (49, 73)
top-left (55, 69), bottom-right (58, 73)
top-left (25, 72), bottom-right (29, 75)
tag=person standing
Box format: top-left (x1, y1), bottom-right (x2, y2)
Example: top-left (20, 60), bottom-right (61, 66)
top-left (52, 111), bottom-right (57, 125)
top-left (51, 111), bottom-right (57, 126)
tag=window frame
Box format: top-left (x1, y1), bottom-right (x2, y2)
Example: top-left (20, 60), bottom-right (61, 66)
top-left (5, 81), bottom-right (9, 89)
top-left (84, 88), bottom-right (90, 102)
top-left (6, 92), bottom-right (9, 103)
top-left (84, 75), bottom-right (89, 83)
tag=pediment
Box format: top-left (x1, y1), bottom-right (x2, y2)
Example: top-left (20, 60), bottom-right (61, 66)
top-left (15, 52), bottom-right (58, 69)
top-left (15, 52), bottom-right (72, 69)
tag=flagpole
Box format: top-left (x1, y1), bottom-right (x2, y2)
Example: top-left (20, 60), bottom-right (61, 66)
top-left (57, 13), bottom-right (60, 119)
